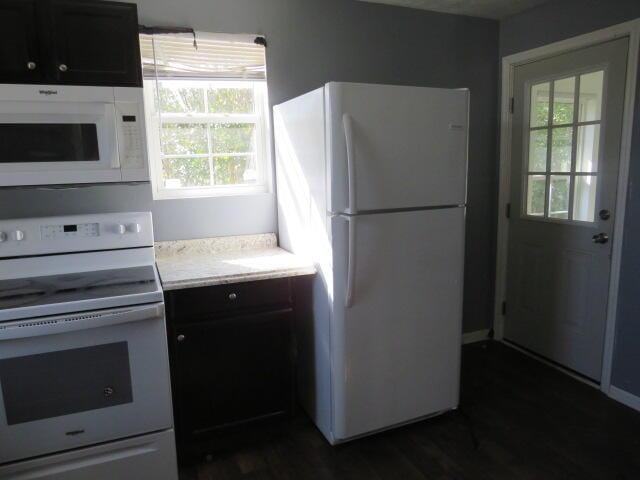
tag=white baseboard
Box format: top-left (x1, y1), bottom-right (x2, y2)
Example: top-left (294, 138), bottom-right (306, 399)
top-left (462, 329), bottom-right (490, 345)
top-left (609, 385), bottom-right (640, 412)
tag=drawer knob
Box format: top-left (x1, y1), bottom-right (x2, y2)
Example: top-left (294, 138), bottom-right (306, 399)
top-left (228, 292), bottom-right (237, 301)
top-left (176, 334), bottom-right (185, 342)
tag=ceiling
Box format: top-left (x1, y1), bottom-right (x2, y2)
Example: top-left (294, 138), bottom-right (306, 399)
top-left (357, 0), bottom-right (549, 20)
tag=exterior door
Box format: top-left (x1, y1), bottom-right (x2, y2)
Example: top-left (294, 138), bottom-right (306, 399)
top-left (325, 82), bottom-right (468, 213)
top-left (330, 207), bottom-right (464, 441)
top-left (505, 38), bottom-right (629, 381)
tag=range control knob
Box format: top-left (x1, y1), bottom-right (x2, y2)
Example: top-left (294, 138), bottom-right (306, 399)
top-left (14, 230), bottom-right (25, 241)
top-left (0, 232), bottom-right (7, 243)
top-left (115, 224), bottom-right (126, 235)
top-left (127, 223), bottom-right (141, 234)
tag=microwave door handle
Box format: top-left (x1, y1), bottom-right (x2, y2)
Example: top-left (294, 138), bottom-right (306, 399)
top-left (0, 304), bottom-right (163, 341)
top-left (107, 103), bottom-right (120, 169)
top-left (343, 113), bottom-right (357, 214)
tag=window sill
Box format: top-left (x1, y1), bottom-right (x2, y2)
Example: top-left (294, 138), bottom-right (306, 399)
top-left (152, 184), bottom-right (269, 201)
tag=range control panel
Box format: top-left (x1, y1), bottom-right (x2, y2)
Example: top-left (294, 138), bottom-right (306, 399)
top-left (0, 212), bottom-right (154, 258)
top-left (41, 222), bottom-right (100, 239)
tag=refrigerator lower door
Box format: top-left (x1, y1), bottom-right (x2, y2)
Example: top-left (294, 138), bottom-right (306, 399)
top-left (330, 207), bottom-right (464, 441)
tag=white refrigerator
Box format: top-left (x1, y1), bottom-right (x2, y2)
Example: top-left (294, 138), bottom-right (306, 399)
top-left (274, 82), bottom-right (468, 444)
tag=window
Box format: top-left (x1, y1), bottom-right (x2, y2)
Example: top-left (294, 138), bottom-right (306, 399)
top-left (524, 71), bottom-right (604, 222)
top-left (140, 33), bottom-right (269, 199)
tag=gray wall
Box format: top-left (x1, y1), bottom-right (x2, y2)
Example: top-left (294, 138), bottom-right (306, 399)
top-left (500, 0), bottom-right (640, 396)
top-left (0, 0), bottom-right (499, 334)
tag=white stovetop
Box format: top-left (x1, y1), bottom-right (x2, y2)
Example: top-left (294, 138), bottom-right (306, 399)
top-left (154, 234), bottom-right (316, 291)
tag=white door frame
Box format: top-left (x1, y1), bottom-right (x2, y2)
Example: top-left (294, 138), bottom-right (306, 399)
top-left (494, 19), bottom-right (640, 398)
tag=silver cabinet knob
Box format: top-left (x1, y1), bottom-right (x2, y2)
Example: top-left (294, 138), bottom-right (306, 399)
top-left (228, 293), bottom-right (237, 301)
top-left (27, 61), bottom-right (36, 70)
top-left (176, 334), bottom-right (185, 342)
top-left (58, 64), bottom-right (68, 72)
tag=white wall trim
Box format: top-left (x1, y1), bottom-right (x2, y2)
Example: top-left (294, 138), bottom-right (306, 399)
top-left (609, 386), bottom-right (640, 412)
top-left (494, 19), bottom-right (640, 397)
top-left (463, 329), bottom-right (490, 344)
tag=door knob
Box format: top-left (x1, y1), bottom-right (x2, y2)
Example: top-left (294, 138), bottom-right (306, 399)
top-left (58, 64), bottom-right (68, 72)
top-left (599, 209), bottom-right (611, 220)
top-left (592, 233), bottom-right (609, 244)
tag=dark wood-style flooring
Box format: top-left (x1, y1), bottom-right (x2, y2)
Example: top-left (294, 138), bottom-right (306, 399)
top-left (179, 341), bottom-right (640, 480)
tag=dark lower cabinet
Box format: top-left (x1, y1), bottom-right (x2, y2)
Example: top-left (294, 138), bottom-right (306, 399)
top-left (165, 278), bottom-right (305, 463)
top-left (0, 0), bottom-right (141, 86)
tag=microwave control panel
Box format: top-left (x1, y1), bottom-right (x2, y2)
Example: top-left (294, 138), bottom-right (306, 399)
top-left (116, 103), bottom-right (144, 169)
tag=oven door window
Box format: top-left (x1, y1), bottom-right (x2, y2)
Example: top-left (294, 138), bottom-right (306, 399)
top-left (0, 124), bottom-right (100, 163)
top-left (0, 342), bottom-right (133, 425)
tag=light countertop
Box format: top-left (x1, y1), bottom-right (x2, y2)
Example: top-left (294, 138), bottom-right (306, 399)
top-left (155, 234), bottom-right (316, 291)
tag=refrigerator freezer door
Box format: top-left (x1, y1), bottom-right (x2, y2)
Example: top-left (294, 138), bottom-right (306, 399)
top-left (326, 82), bottom-right (468, 214)
top-left (330, 207), bottom-right (464, 441)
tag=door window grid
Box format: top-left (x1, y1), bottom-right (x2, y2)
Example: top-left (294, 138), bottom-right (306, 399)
top-left (524, 70), bottom-right (604, 222)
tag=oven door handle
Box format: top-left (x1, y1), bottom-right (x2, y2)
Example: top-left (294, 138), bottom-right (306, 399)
top-left (0, 304), bottom-right (163, 341)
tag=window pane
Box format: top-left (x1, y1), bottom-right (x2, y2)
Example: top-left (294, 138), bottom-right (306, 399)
top-left (208, 87), bottom-right (255, 113)
top-left (526, 175), bottom-right (546, 216)
top-left (159, 84), bottom-right (205, 113)
top-left (214, 155), bottom-right (257, 185)
top-left (211, 123), bottom-right (255, 154)
top-left (528, 129), bottom-right (548, 172)
top-left (573, 175), bottom-right (597, 222)
top-left (162, 157), bottom-right (211, 188)
top-left (550, 127), bottom-right (573, 172)
top-left (579, 71), bottom-right (604, 122)
top-left (161, 123), bottom-right (208, 156)
top-left (553, 77), bottom-right (575, 125)
top-left (530, 82), bottom-right (550, 127)
top-left (549, 175), bottom-right (570, 219)
top-left (576, 124), bottom-right (600, 172)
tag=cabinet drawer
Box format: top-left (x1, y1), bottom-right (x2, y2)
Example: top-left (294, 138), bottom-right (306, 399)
top-left (167, 278), bottom-right (292, 321)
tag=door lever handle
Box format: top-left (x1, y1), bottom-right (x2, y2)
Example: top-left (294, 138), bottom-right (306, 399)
top-left (592, 233), bottom-right (609, 244)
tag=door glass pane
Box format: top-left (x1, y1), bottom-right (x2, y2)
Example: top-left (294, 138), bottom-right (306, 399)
top-left (530, 82), bottom-right (550, 127)
top-left (528, 129), bottom-right (548, 172)
top-left (576, 124), bottom-right (600, 172)
top-left (0, 124), bottom-right (99, 163)
top-left (579, 71), bottom-right (604, 122)
top-left (526, 175), bottom-right (546, 216)
top-left (573, 175), bottom-right (597, 222)
top-left (549, 175), bottom-right (570, 219)
top-left (553, 77), bottom-right (575, 125)
top-left (0, 343), bottom-right (133, 425)
top-left (550, 127), bottom-right (573, 172)
top-left (162, 157), bottom-right (212, 188)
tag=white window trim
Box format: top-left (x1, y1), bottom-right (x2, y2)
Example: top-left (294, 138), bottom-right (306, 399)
top-left (143, 79), bottom-right (271, 200)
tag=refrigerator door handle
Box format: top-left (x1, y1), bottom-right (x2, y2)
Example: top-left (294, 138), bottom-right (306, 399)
top-left (345, 215), bottom-right (356, 308)
top-left (343, 113), bottom-right (357, 214)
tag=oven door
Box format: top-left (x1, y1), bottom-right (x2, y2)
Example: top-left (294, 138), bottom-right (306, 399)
top-left (0, 303), bottom-right (173, 464)
top-left (0, 100), bottom-right (120, 186)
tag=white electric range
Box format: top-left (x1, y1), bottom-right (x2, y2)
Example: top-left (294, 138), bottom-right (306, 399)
top-left (0, 212), bottom-right (178, 480)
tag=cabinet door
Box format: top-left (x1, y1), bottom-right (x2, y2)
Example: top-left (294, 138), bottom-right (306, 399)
top-left (0, 0), bottom-right (42, 83)
top-left (48, 0), bottom-right (141, 86)
top-left (173, 310), bottom-right (294, 443)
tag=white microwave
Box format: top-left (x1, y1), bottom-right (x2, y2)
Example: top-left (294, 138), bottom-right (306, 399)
top-left (0, 84), bottom-right (149, 187)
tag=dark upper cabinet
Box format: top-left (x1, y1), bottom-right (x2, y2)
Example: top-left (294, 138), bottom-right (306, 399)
top-left (48, 0), bottom-right (141, 86)
top-left (0, 0), bottom-right (42, 83)
top-left (0, 0), bottom-right (141, 87)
